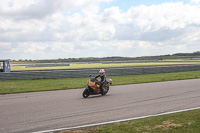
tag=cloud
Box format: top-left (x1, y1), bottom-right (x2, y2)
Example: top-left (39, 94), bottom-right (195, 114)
top-left (1, 0), bottom-right (200, 59)
top-left (115, 2), bottom-right (200, 41)
top-left (0, 0), bottom-right (57, 19)
top-left (0, 0), bottom-right (113, 19)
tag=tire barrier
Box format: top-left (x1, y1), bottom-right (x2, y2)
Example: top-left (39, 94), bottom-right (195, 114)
top-left (1, 64), bottom-right (200, 81)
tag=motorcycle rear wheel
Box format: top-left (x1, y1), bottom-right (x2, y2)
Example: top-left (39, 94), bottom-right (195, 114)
top-left (83, 89), bottom-right (90, 98)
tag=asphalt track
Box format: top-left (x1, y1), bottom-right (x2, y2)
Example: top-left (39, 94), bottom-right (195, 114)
top-left (1, 79), bottom-right (200, 133)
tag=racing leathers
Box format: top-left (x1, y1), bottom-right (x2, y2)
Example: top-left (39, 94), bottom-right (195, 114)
top-left (95, 74), bottom-right (106, 94)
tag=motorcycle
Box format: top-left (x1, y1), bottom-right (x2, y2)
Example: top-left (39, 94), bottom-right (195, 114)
top-left (82, 75), bottom-right (112, 98)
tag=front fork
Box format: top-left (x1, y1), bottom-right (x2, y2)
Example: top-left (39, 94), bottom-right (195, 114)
top-left (87, 86), bottom-right (94, 94)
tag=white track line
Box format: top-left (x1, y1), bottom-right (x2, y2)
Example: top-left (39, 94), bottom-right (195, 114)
top-left (33, 106), bottom-right (200, 133)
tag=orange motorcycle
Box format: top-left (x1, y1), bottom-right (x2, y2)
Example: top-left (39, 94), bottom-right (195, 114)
top-left (82, 75), bottom-right (112, 98)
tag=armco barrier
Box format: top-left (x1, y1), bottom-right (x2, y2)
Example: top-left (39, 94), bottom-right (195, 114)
top-left (1, 65), bottom-right (200, 81)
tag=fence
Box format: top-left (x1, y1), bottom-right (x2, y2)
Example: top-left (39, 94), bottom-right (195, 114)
top-left (1, 64), bottom-right (200, 81)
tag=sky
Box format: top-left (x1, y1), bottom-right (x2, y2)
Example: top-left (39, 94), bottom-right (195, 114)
top-left (0, 0), bottom-right (200, 60)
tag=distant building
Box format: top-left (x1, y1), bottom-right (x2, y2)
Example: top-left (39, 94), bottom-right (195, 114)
top-left (0, 59), bottom-right (11, 72)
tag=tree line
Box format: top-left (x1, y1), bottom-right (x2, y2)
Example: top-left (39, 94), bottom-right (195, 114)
top-left (11, 51), bottom-right (200, 63)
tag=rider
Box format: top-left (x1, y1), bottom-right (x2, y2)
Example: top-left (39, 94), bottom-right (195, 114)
top-left (95, 69), bottom-right (106, 94)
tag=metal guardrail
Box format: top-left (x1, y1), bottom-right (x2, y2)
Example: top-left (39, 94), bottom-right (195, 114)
top-left (1, 65), bottom-right (200, 81)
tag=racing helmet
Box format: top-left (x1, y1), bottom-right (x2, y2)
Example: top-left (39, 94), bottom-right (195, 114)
top-left (99, 69), bottom-right (105, 76)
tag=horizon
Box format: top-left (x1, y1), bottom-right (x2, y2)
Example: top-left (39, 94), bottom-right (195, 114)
top-left (8, 51), bottom-right (200, 61)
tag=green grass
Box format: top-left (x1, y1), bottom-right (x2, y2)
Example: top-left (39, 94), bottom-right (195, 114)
top-left (11, 62), bottom-right (200, 71)
top-left (1, 71), bottom-right (200, 94)
top-left (92, 108), bottom-right (200, 133)
top-left (0, 77), bottom-right (88, 94)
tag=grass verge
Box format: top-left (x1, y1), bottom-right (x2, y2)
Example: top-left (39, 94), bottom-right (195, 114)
top-left (59, 108), bottom-right (200, 133)
top-left (1, 70), bottom-right (200, 94)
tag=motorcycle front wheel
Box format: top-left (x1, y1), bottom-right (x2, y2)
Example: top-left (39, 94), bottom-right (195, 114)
top-left (101, 86), bottom-right (109, 95)
top-left (83, 88), bottom-right (90, 98)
